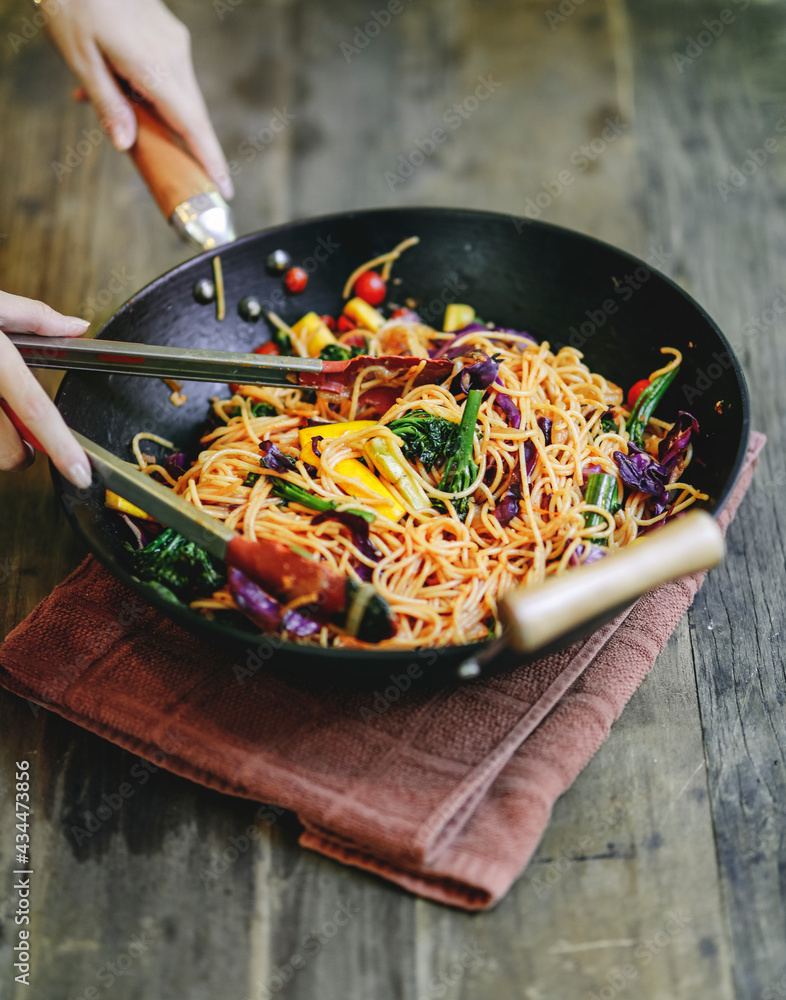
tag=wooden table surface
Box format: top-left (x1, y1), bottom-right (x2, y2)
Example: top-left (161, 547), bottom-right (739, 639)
top-left (1, 1), bottom-right (785, 997)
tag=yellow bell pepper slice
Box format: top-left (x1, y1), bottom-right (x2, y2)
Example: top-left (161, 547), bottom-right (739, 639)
top-left (292, 311), bottom-right (339, 357)
top-left (299, 421), bottom-right (376, 466)
top-left (344, 297), bottom-right (384, 332)
top-left (443, 304), bottom-right (475, 332)
top-left (298, 422), bottom-right (405, 521)
top-left (104, 490), bottom-right (154, 521)
top-left (333, 458), bottom-right (406, 521)
top-left (364, 438), bottom-right (430, 512)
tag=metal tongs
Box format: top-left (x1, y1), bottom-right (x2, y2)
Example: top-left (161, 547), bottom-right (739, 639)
top-left (0, 401), bottom-right (397, 645)
top-left (7, 333), bottom-right (455, 395)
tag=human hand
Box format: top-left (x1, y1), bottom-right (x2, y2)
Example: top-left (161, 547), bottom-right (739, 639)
top-left (43, 0), bottom-right (233, 199)
top-left (0, 290), bottom-right (92, 489)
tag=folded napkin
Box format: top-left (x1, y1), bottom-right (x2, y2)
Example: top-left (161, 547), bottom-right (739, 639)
top-left (0, 433), bottom-right (764, 910)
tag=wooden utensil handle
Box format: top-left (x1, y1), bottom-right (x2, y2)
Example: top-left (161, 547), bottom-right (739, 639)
top-left (0, 400), bottom-right (44, 452)
top-left (128, 102), bottom-right (215, 219)
top-left (499, 510), bottom-right (725, 654)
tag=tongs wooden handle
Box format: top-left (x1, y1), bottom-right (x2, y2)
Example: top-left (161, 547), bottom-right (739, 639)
top-left (457, 510), bottom-right (724, 678)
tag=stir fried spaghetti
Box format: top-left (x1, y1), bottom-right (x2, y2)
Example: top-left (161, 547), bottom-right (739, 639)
top-left (129, 240), bottom-right (707, 649)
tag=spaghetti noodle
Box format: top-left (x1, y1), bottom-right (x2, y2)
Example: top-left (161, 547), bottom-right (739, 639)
top-left (135, 242), bottom-right (707, 649)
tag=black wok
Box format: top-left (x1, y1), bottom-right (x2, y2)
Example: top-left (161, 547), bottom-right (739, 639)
top-left (53, 207), bottom-right (750, 681)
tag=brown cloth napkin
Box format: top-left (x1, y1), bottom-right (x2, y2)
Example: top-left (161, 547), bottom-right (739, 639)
top-left (0, 433), bottom-right (765, 910)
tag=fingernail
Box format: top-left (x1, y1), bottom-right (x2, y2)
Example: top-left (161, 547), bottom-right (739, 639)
top-left (66, 316), bottom-right (90, 334)
top-left (67, 458), bottom-right (93, 491)
top-left (112, 118), bottom-right (136, 151)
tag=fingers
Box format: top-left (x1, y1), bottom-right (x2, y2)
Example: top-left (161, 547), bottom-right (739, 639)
top-left (0, 291), bottom-right (90, 338)
top-left (0, 408), bottom-right (34, 473)
top-left (78, 42), bottom-right (137, 151)
top-left (0, 336), bottom-right (92, 489)
top-left (147, 74), bottom-right (234, 200)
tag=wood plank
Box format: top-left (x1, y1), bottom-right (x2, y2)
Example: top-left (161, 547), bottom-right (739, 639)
top-left (1, 0), bottom-right (782, 997)
top-left (625, 1), bottom-right (786, 996)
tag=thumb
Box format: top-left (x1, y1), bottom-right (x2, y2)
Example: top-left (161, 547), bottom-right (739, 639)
top-left (79, 44), bottom-right (137, 151)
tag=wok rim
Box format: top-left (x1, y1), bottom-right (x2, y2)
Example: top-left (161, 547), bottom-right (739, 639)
top-left (52, 205), bottom-right (751, 666)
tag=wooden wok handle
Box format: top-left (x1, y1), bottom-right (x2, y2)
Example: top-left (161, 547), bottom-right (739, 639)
top-left (128, 102), bottom-right (215, 220)
top-left (499, 510), bottom-right (725, 654)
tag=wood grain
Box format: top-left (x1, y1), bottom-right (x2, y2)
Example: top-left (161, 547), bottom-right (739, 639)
top-left (1, 0), bottom-right (784, 998)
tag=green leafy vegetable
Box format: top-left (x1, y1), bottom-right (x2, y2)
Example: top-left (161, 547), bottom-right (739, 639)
top-left (131, 528), bottom-right (225, 599)
top-left (600, 413), bottom-right (620, 435)
top-left (319, 340), bottom-right (368, 362)
top-left (582, 472), bottom-right (620, 545)
top-left (387, 410), bottom-right (459, 469)
top-left (272, 329), bottom-right (292, 355)
top-left (231, 401), bottom-right (277, 419)
top-left (626, 367), bottom-right (679, 446)
top-left (268, 478), bottom-right (375, 524)
top-left (435, 388), bottom-right (483, 521)
top-left (243, 472), bottom-right (261, 488)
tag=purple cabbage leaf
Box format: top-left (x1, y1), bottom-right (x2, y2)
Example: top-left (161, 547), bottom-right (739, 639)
top-left (259, 440), bottom-right (298, 473)
top-left (228, 567), bottom-right (320, 637)
top-left (450, 351), bottom-right (500, 395)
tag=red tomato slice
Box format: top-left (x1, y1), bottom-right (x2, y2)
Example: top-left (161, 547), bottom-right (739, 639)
top-left (338, 332), bottom-right (367, 348)
top-left (627, 378), bottom-right (650, 409)
top-left (358, 385), bottom-right (400, 416)
top-left (353, 270), bottom-right (386, 306)
top-left (283, 267), bottom-right (308, 294)
top-left (253, 341), bottom-right (279, 355)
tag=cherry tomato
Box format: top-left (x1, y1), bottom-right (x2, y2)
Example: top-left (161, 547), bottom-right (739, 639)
top-left (283, 267), bottom-right (308, 294)
top-left (353, 270), bottom-right (386, 306)
top-left (358, 386), bottom-right (399, 416)
top-left (338, 331), bottom-right (367, 348)
top-left (390, 307), bottom-right (409, 319)
top-left (627, 378), bottom-right (650, 409)
top-left (337, 315), bottom-right (357, 333)
top-left (320, 314), bottom-right (337, 331)
top-left (253, 341), bottom-right (279, 355)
